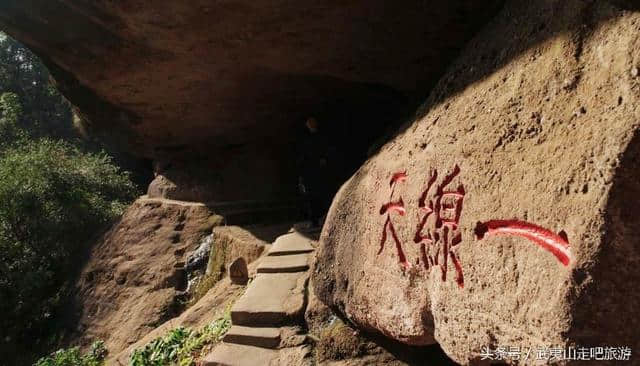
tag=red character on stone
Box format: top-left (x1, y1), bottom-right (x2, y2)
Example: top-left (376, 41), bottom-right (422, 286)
top-left (413, 165), bottom-right (465, 288)
top-left (379, 171), bottom-right (410, 269)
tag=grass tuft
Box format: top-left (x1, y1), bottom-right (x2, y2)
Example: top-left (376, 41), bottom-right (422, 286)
top-left (128, 307), bottom-right (232, 366)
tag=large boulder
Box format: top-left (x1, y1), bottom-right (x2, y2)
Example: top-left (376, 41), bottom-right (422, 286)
top-left (314, 0), bottom-right (640, 363)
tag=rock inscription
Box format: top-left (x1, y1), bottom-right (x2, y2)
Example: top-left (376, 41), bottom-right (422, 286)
top-left (378, 167), bottom-right (571, 289)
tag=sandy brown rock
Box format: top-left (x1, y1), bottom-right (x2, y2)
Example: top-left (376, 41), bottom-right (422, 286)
top-left (257, 253), bottom-right (310, 273)
top-left (229, 257), bottom-right (249, 285)
top-left (231, 272), bottom-right (309, 327)
top-left (275, 345), bottom-right (313, 366)
top-left (0, 1), bottom-right (502, 158)
top-left (206, 225), bottom-right (269, 277)
top-left (305, 281), bottom-right (334, 339)
top-left (65, 197), bottom-right (212, 357)
top-left (0, 1), bottom-right (508, 206)
top-left (202, 343), bottom-right (279, 366)
top-left (314, 0), bottom-right (640, 364)
top-left (113, 236), bottom-right (287, 364)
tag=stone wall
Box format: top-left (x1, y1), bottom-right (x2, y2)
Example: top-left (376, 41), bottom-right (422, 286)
top-left (313, 0), bottom-right (640, 363)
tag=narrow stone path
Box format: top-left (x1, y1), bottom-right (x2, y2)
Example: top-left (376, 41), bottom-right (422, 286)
top-left (203, 230), bottom-right (316, 366)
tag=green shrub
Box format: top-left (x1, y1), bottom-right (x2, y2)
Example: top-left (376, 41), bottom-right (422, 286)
top-left (0, 91), bottom-right (26, 148)
top-left (129, 310), bottom-right (231, 366)
top-left (34, 340), bottom-right (107, 366)
top-left (0, 32), bottom-right (142, 364)
top-left (0, 139), bottom-right (138, 359)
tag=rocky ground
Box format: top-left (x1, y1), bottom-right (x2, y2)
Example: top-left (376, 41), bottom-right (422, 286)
top-left (59, 196), bottom-right (296, 360)
top-left (62, 197), bottom-right (214, 354)
top-left (108, 225), bottom-right (460, 365)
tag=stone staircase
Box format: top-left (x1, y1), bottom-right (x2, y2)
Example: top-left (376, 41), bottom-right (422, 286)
top-left (202, 230), bottom-right (317, 366)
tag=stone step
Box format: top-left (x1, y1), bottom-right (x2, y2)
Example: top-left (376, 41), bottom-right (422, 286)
top-left (223, 325), bottom-right (281, 348)
top-left (231, 273), bottom-right (307, 327)
top-left (257, 253), bottom-right (310, 273)
top-left (267, 231), bottom-right (315, 256)
top-left (202, 342), bottom-right (278, 366)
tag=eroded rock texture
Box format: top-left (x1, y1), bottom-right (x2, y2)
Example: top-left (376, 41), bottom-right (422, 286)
top-left (0, 0), bottom-right (503, 201)
top-left (67, 198), bottom-right (213, 356)
top-left (314, 0), bottom-right (640, 363)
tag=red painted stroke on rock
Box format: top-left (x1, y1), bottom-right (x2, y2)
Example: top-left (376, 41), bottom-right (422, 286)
top-left (379, 199), bottom-right (406, 216)
top-left (379, 216), bottom-right (410, 269)
top-left (389, 171), bottom-right (408, 187)
top-left (474, 220), bottom-right (572, 266)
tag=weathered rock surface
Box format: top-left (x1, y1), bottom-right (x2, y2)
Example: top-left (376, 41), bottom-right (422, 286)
top-left (112, 225), bottom-right (291, 364)
top-left (314, 0), bottom-right (640, 363)
top-left (205, 225), bottom-right (269, 277)
top-left (66, 197), bottom-right (212, 356)
top-left (257, 253), bottom-right (310, 274)
top-left (223, 326), bottom-right (281, 349)
top-left (203, 343), bottom-right (279, 366)
top-left (229, 257), bottom-right (249, 285)
top-left (269, 231), bottom-right (316, 256)
top-left (205, 228), bottom-right (317, 365)
top-left (231, 272), bottom-right (308, 327)
top-left (0, 1), bottom-right (502, 156)
top-left (0, 0), bottom-right (505, 204)
top-left (202, 343), bottom-right (312, 366)
top-left (145, 150), bottom-right (299, 202)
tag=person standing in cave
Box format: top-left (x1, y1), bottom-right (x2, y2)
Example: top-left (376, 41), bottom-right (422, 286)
top-left (296, 117), bottom-right (336, 227)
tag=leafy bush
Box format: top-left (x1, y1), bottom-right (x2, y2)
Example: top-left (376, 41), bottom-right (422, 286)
top-left (34, 341), bottom-right (107, 366)
top-left (0, 139), bottom-right (138, 359)
top-left (129, 310), bottom-right (231, 366)
top-left (0, 91), bottom-right (26, 148)
top-left (0, 33), bottom-right (75, 142)
top-left (0, 31), bottom-right (143, 364)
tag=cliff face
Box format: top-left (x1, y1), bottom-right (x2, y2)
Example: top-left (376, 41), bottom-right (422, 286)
top-left (0, 0), bottom-right (503, 201)
top-left (64, 198), bottom-right (214, 355)
top-left (314, 0), bottom-right (640, 363)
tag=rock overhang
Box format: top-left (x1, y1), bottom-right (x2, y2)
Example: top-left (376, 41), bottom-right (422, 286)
top-left (0, 0), bottom-right (505, 159)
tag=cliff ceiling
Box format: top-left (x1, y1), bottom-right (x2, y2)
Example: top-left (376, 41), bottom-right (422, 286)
top-left (0, 0), bottom-right (504, 159)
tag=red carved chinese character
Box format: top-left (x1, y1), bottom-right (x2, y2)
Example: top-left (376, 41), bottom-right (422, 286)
top-left (474, 220), bottom-right (571, 266)
top-left (379, 171), bottom-right (410, 269)
top-left (413, 165), bottom-right (465, 288)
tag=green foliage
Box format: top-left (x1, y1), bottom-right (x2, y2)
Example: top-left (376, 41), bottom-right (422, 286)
top-left (34, 341), bottom-right (107, 366)
top-left (0, 31), bottom-right (152, 185)
top-left (0, 91), bottom-right (22, 124)
top-left (0, 91), bottom-right (26, 146)
top-left (0, 31), bottom-right (142, 364)
top-left (0, 33), bottom-right (75, 142)
top-left (129, 310), bottom-right (231, 366)
top-left (0, 139), bottom-right (138, 359)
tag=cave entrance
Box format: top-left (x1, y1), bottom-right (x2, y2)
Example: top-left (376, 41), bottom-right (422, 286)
top-left (291, 81), bottom-right (416, 226)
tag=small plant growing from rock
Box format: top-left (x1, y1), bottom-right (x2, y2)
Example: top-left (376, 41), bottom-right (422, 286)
top-left (34, 340), bottom-right (107, 366)
top-left (128, 308), bottom-right (231, 366)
